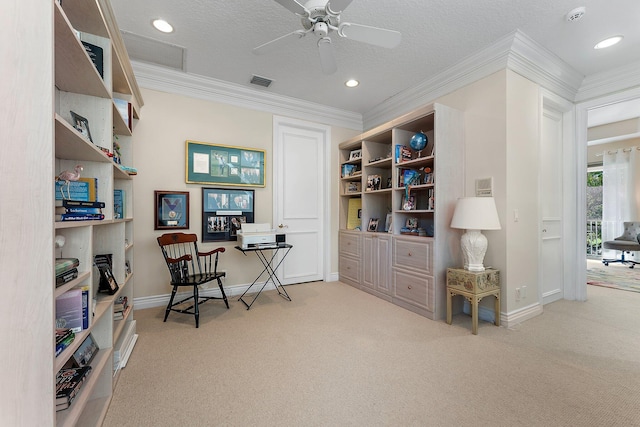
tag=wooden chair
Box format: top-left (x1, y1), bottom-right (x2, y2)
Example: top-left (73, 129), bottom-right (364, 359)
top-left (157, 232), bottom-right (229, 327)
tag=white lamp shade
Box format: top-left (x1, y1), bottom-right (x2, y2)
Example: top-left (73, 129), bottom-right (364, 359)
top-left (450, 197), bottom-right (501, 230)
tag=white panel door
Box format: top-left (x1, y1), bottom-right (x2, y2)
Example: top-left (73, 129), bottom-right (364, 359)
top-left (540, 107), bottom-right (564, 304)
top-left (273, 117), bottom-right (329, 284)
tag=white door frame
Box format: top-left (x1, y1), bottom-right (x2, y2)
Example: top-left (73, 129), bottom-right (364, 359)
top-left (539, 89), bottom-right (576, 304)
top-left (272, 115), bottom-right (331, 282)
top-left (575, 86), bottom-right (640, 301)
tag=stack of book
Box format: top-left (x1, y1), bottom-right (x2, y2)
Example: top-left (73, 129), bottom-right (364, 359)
top-left (55, 258), bottom-right (79, 288)
top-left (395, 144), bottom-right (413, 163)
top-left (56, 366), bottom-right (92, 411)
top-left (55, 328), bottom-right (75, 357)
top-left (55, 199), bottom-right (105, 222)
top-left (113, 296), bottom-right (129, 321)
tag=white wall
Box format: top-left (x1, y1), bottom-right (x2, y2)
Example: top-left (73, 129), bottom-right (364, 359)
top-left (132, 88), bottom-right (358, 300)
top-left (437, 69), bottom-right (543, 318)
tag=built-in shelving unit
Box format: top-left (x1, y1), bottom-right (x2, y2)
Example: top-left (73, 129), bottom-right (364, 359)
top-left (338, 103), bottom-right (464, 319)
top-left (53, 0), bottom-right (143, 425)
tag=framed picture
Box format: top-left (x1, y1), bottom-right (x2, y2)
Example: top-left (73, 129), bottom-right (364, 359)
top-left (94, 254), bottom-right (118, 295)
top-left (186, 140), bottom-right (265, 187)
top-left (384, 213), bottom-right (393, 232)
top-left (401, 194), bottom-right (416, 211)
top-left (202, 187), bottom-right (255, 242)
top-left (406, 217), bottom-right (419, 229)
top-left (368, 217), bottom-right (379, 232)
top-left (70, 111), bottom-right (93, 143)
top-left (155, 191), bottom-right (189, 230)
top-left (348, 149), bottom-right (362, 161)
top-left (72, 333), bottom-right (99, 368)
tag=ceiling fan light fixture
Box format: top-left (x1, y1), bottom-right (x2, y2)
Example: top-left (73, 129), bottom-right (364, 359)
top-left (594, 35), bottom-right (623, 49)
top-left (345, 79), bottom-right (359, 87)
top-left (152, 19), bottom-right (174, 33)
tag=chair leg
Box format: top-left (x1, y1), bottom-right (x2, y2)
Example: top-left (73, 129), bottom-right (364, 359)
top-left (218, 277), bottom-right (229, 309)
top-left (194, 285), bottom-right (200, 328)
top-left (164, 286), bottom-right (178, 322)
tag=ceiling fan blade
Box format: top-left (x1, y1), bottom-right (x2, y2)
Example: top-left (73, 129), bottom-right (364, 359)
top-left (272, 0), bottom-right (308, 16)
top-left (253, 30), bottom-right (307, 55)
top-left (326, 0), bottom-right (353, 14)
top-left (339, 23), bottom-right (402, 49)
top-left (317, 37), bottom-right (337, 75)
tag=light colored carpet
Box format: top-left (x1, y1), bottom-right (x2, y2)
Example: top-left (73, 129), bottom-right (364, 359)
top-left (103, 281), bottom-right (640, 426)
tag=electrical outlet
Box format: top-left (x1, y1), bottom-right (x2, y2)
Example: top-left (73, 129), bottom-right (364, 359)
top-left (522, 286), bottom-right (527, 298)
top-left (515, 287), bottom-right (521, 301)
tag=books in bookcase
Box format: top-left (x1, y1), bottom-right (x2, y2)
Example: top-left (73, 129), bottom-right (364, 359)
top-left (114, 189), bottom-right (125, 219)
top-left (55, 288), bottom-right (83, 333)
top-left (55, 328), bottom-right (75, 357)
top-left (56, 366), bottom-right (92, 411)
top-left (55, 177), bottom-right (98, 201)
top-left (55, 213), bottom-right (105, 222)
top-left (55, 199), bottom-right (106, 209)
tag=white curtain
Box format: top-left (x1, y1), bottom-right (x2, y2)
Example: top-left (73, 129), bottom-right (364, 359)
top-left (601, 148), bottom-right (640, 257)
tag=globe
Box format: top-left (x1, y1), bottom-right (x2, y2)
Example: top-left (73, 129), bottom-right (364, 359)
top-left (409, 131), bottom-right (428, 157)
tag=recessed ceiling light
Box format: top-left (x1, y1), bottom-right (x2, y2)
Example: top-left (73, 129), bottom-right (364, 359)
top-left (345, 79), bottom-right (359, 88)
top-left (152, 19), bottom-right (174, 33)
top-left (594, 35), bottom-right (623, 49)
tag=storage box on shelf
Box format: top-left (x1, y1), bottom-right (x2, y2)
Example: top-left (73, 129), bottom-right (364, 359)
top-left (53, 0), bottom-right (142, 425)
top-left (337, 103), bottom-right (463, 320)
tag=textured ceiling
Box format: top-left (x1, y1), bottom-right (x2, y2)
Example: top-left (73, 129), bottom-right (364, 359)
top-left (110, 0), bottom-right (640, 116)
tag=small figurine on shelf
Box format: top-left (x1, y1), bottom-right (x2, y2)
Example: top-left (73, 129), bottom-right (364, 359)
top-left (113, 130), bottom-right (122, 164)
top-left (56, 164), bottom-right (83, 199)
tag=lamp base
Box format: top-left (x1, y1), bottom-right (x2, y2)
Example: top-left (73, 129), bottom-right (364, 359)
top-left (460, 230), bottom-right (488, 272)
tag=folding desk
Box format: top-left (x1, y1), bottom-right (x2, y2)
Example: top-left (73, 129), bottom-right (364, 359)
top-left (235, 243), bottom-right (293, 309)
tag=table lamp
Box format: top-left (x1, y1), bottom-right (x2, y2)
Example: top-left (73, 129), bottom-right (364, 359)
top-left (450, 197), bottom-right (501, 271)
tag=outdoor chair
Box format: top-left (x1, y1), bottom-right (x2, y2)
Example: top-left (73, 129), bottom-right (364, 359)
top-left (602, 221), bottom-right (640, 268)
top-left (157, 232), bottom-right (229, 327)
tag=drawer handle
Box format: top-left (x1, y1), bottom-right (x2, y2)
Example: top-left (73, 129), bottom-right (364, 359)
top-left (408, 252), bottom-right (412, 257)
top-left (407, 285), bottom-right (412, 290)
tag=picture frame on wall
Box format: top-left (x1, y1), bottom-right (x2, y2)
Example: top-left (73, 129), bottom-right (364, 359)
top-left (186, 140), bottom-right (266, 187)
top-left (154, 191), bottom-right (189, 230)
top-left (202, 187), bottom-right (255, 242)
top-left (70, 110), bottom-right (93, 143)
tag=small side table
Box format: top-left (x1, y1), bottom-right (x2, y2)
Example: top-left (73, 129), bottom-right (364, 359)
top-left (446, 268), bottom-right (500, 335)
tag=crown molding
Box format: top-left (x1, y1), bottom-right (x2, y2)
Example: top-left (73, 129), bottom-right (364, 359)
top-left (575, 60), bottom-right (640, 103)
top-left (363, 30), bottom-right (584, 130)
top-left (131, 61), bottom-right (363, 131)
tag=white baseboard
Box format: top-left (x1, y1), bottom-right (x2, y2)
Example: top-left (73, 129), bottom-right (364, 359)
top-left (501, 302), bottom-right (544, 328)
top-left (132, 282), bottom-right (278, 310)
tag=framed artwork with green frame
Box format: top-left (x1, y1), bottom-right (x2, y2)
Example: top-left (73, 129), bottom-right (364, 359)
top-left (185, 140), bottom-right (266, 187)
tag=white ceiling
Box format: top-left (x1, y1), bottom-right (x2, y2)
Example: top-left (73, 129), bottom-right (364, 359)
top-left (110, 0), bottom-right (640, 117)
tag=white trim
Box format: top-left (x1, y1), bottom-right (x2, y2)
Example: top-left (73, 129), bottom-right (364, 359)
top-left (575, 86), bottom-right (640, 302)
top-left (131, 61), bottom-right (363, 131)
top-left (501, 302), bottom-right (544, 329)
top-left (272, 116), bottom-right (330, 283)
top-left (364, 30), bottom-right (584, 129)
top-left (326, 272), bottom-right (339, 282)
top-left (575, 60), bottom-right (640, 103)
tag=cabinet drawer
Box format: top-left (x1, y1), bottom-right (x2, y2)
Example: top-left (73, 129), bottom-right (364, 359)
top-left (392, 269), bottom-right (433, 311)
top-left (339, 232), bottom-right (361, 257)
top-left (339, 255), bottom-right (360, 284)
top-left (393, 238), bottom-right (433, 274)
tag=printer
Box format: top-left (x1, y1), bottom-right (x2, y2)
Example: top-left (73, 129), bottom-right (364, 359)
top-left (237, 223), bottom-right (277, 249)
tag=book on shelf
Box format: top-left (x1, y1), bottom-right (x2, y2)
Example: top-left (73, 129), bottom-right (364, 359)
top-left (119, 165), bottom-right (137, 175)
top-left (395, 144), bottom-right (412, 163)
top-left (114, 189), bottom-right (125, 219)
top-left (54, 177), bottom-right (98, 202)
top-left (94, 254), bottom-right (119, 295)
top-left (55, 213), bottom-right (105, 222)
top-left (55, 328), bottom-right (75, 357)
top-left (55, 258), bottom-right (79, 277)
top-left (81, 41), bottom-right (103, 78)
top-left (56, 288), bottom-right (84, 333)
top-left (113, 295), bottom-right (129, 313)
top-left (346, 198), bottom-right (362, 230)
top-left (55, 206), bottom-right (103, 215)
top-left (56, 366), bottom-right (92, 411)
top-left (56, 267), bottom-right (78, 288)
top-left (81, 285), bottom-right (90, 330)
top-left (55, 199), bottom-right (106, 208)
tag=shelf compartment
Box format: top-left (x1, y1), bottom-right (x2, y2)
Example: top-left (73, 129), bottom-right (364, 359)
top-left (55, 114), bottom-right (113, 163)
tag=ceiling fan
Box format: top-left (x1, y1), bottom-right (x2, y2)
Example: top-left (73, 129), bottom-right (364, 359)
top-left (254, 0), bottom-right (402, 74)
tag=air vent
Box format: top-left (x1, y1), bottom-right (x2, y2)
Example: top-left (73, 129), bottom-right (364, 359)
top-left (250, 75), bottom-right (273, 88)
top-left (475, 177), bottom-right (494, 197)
top-left (120, 30), bottom-right (186, 71)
